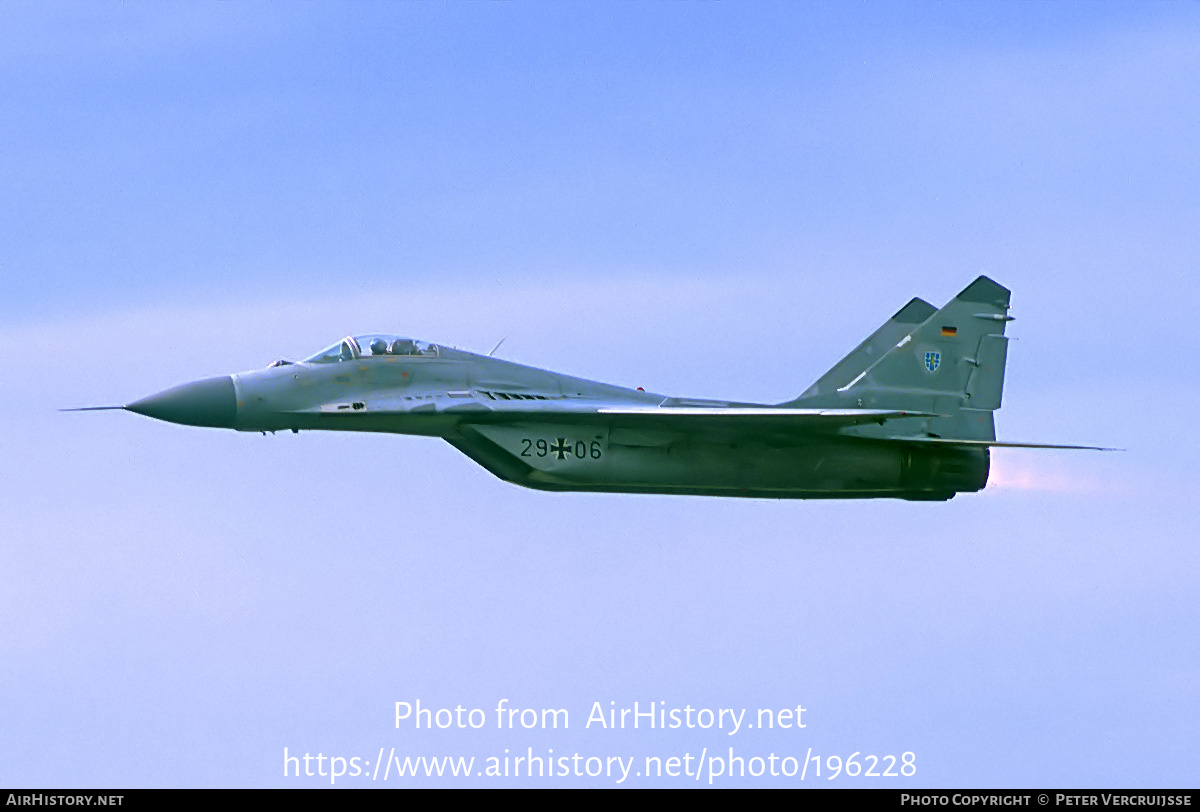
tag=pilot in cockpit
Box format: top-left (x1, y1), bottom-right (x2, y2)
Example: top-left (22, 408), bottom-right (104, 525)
top-left (369, 338), bottom-right (389, 356)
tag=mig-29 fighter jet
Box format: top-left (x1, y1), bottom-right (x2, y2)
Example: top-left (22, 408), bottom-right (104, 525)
top-left (69, 276), bottom-right (1107, 500)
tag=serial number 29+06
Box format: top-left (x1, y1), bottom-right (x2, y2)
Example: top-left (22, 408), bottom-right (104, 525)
top-left (520, 438), bottom-right (603, 461)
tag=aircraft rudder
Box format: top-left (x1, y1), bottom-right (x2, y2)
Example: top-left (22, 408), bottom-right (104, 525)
top-left (819, 276), bottom-right (1014, 442)
top-left (860, 276), bottom-right (1013, 400)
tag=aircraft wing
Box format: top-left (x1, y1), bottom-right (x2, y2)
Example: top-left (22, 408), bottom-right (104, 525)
top-left (594, 406), bottom-right (937, 428)
top-left (458, 405), bottom-right (942, 441)
top-left (285, 398), bottom-right (938, 437)
top-left (285, 397), bottom-right (1114, 451)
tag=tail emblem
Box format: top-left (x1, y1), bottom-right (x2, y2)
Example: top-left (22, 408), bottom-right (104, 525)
top-left (924, 351), bottom-right (941, 373)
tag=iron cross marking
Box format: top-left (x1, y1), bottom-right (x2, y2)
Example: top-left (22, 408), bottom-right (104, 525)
top-left (549, 438), bottom-right (570, 460)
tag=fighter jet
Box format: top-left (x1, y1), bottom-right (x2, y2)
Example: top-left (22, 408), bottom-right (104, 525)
top-left (69, 276), bottom-right (1108, 500)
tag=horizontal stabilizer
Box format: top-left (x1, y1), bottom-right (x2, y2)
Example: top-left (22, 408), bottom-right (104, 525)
top-left (884, 436), bottom-right (1120, 451)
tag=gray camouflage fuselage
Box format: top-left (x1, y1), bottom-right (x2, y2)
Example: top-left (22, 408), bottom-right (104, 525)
top-left (86, 276), bottom-right (1104, 500)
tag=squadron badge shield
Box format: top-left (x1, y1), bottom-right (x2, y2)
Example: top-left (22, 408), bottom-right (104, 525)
top-left (925, 351), bottom-right (941, 373)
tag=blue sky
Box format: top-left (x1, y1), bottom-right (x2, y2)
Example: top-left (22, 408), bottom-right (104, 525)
top-left (1, 2), bottom-right (1197, 787)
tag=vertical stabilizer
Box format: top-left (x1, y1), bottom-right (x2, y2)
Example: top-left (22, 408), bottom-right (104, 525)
top-left (798, 276), bottom-right (1013, 441)
top-left (800, 297), bottom-right (937, 398)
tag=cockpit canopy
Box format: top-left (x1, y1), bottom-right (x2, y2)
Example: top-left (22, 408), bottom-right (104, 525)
top-left (303, 334), bottom-right (440, 364)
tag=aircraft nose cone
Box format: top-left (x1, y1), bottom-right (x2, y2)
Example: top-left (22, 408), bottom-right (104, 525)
top-left (127, 376), bottom-right (237, 428)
